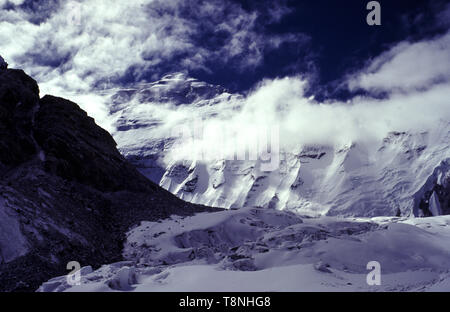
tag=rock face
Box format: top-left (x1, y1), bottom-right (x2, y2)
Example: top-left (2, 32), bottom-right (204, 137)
top-left (0, 68), bottom-right (218, 291)
top-left (0, 69), bottom-right (39, 167)
top-left (415, 159), bottom-right (450, 216)
top-left (0, 56), bottom-right (7, 69)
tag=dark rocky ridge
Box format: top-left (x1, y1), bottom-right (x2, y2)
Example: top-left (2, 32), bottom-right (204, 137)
top-left (416, 159), bottom-right (450, 216)
top-left (0, 68), bottom-right (219, 291)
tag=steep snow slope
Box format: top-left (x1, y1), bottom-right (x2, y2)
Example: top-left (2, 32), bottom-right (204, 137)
top-left (38, 208), bottom-right (450, 292)
top-left (109, 74), bottom-right (450, 217)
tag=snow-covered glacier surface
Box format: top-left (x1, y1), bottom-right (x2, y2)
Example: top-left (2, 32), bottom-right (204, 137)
top-left (107, 73), bottom-right (450, 217)
top-left (38, 208), bottom-right (450, 292)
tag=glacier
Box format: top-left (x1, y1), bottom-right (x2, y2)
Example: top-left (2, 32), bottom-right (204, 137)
top-left (38, 208), bottom-right (450, 292)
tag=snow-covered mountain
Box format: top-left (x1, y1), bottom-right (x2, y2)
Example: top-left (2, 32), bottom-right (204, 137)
top-left (109, 73), bottom-right (450, 218)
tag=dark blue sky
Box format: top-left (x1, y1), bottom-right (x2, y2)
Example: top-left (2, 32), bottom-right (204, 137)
top-left (186, 0), bottom-right (450, 100)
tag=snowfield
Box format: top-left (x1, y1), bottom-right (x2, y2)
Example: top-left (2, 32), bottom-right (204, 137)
top-left (38, 208), bottom-right (450, 292)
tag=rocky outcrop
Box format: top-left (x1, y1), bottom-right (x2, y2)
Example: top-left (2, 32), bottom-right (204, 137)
top-left (0, 68), bottom-right (219, 291)
top-left (0, 69), bottom-right (40, 168)
top-left (415, 159), bottom-right (450, 217)
top-left (0, 56), bottom-right (7, 70)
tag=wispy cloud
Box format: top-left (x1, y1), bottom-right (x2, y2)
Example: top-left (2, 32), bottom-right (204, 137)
top-left (347, 31), bottom-right (450, 93)
top-left (164, 75), bottom-right (450, 164)
top-left (1, 0), bottom-right (449, 151)
top-left (0, 0), bottom-right (309, 130)
top-left (153, 24), bottom-right (450, 162)
top-left (0, 0), bottom-right (304, 94)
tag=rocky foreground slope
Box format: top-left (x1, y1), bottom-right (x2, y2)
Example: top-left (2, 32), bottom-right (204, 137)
top-left (0, 68), bottom-right (217, 291)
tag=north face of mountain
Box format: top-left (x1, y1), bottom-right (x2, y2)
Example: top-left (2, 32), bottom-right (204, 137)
top-left (109, 74), bottom-right (450, 218)
top-left (0, 68), bottom-right (217, 291)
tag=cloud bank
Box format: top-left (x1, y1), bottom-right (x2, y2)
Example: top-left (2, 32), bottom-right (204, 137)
top-left (163, 27), bottom-right (450, 163)
top-left (0, 0), bottom-right (303, 92)
top-left (0, 0), bottom-right (309, 130)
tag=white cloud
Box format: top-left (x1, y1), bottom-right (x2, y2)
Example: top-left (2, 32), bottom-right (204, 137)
top-left (0, 0), bottom-right (25, 7)
top-left (1, 0), bottom-right (448, 156)
top-left (169, 76), bottom-right (450, 162)
top-left (0, 0), bottom-right (304, 129)
top-left (0, 0), bottom-right (300, 93)
top-left (348, 31), bottom-right (450, 92)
